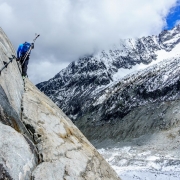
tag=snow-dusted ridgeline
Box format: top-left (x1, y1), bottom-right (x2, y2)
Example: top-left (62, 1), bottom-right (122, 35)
top-left (37, 24), bottom-right (180, 122)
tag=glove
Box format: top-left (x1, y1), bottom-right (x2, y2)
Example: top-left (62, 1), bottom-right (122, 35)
top-left (31, 43), bottom-right (34, 49)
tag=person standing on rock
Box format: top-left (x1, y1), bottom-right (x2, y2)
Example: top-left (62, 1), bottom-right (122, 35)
top-left (17, 42), bottom-right (34, 79)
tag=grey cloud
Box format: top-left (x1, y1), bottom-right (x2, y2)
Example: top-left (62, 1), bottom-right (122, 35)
top-left (0, 0), bottom-right (178, 84)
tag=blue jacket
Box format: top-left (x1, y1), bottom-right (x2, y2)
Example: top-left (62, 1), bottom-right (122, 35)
top-left (17, 42), bottom-right (31, 58)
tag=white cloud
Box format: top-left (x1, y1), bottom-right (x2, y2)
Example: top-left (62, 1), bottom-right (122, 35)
top-left (28, 59), bottom-right (69, 84)
top-left (0, 0), bottom-right (178, 83)
top-left (175, 20), bottom-right (180, 26)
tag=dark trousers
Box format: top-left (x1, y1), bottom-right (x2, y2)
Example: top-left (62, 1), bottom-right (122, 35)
top-left (20, 54), bottom-right (29, 76)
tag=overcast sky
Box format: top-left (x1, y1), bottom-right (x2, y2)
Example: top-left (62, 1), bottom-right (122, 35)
top-left (0, 0), bottom-right (179, 84)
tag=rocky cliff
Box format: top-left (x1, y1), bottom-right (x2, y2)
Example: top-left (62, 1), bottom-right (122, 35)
top-left (0, 28), bottom-right (120, 179)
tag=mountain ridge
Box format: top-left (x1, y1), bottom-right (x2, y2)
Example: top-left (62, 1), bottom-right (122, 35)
top-left (37, 24), bottom-right (180, 122)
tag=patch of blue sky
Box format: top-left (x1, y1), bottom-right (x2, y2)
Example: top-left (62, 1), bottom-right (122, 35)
top-left (165, 1), bottom-right (180, 30)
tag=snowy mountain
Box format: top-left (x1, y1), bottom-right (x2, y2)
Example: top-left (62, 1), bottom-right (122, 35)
top-left (37, 24), bottom-right (180, 124)
top-left (36, 25), bottom-right (180, 179)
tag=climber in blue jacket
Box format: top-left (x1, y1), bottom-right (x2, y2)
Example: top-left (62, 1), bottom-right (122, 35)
top-left (17, 42), bottom-right (34, 78)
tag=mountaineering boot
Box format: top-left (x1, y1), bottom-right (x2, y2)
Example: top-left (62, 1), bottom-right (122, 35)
top-left (22, 75), bottom-right (27, 80)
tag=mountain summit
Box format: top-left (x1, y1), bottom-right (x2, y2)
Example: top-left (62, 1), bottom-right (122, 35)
top-left (37, 24), bottom-right (180, 124)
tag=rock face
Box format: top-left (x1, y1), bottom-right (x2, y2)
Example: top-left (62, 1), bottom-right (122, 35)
top-left (22, 79), bottom-right (120, 179)
top-left (0, 27), bottom-right (37, 180)
top-left (0, 27), bottom-right (120, 179)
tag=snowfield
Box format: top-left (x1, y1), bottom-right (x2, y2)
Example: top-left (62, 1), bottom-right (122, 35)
top-left (98, 146), bottom-right (180, 180)
top-left (98, 125), bottom-right (180, 180)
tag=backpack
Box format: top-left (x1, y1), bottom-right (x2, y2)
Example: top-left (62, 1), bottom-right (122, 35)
top-left (21, 42), bottom-right (31, 54)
